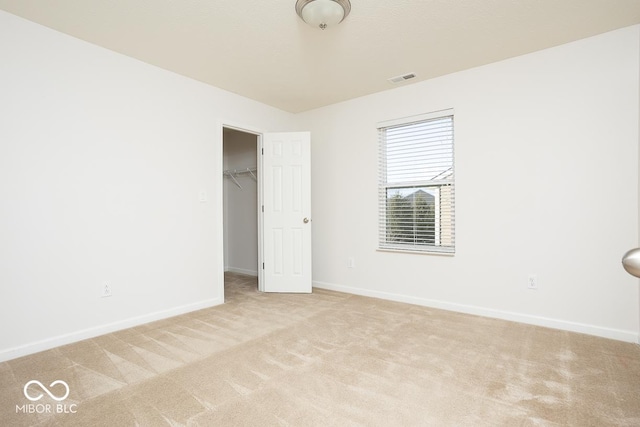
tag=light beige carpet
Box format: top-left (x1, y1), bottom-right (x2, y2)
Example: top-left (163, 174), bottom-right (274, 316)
top-left (1, 273), bottom-right (640, 426)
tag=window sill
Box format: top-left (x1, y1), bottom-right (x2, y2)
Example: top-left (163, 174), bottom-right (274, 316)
top-left (377, 247), bottom-right (455, 257)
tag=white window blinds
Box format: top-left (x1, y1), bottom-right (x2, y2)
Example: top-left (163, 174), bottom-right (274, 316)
top-left (378, 110), bottom-right (455, 254)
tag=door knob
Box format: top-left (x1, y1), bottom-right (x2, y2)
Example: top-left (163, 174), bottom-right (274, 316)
top-left (303, 217), bottom-right (310, 223)
top-left (622, 248), bottom-right (640, 278)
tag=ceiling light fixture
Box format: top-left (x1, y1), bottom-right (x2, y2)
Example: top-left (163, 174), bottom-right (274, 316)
top-left (295, 0), bottom-right (351, 30)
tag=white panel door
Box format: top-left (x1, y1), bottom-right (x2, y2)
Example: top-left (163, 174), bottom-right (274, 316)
top-left (262, 132), bottom-right (312, 293)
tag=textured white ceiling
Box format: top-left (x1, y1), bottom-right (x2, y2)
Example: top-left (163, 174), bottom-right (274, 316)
top-left (1, 0), bottom-right (639, 113)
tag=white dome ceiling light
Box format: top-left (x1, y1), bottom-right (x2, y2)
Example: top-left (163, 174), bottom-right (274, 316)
top-left (295, 0), bottom-right (351, 30)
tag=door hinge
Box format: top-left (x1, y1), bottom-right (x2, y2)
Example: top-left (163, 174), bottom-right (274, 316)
top-left (262, 205), bottom-right (264, 212)
top-left (261, 148), bottom-right (264, 155)
top-left (262, 263), bottom-right (265, 269)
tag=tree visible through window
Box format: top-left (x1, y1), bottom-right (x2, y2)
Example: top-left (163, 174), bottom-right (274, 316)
top-left (378, 111), bottom-right (454, 253)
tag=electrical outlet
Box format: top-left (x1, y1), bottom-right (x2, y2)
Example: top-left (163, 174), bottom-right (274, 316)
top-left (527, 275), bottom-right (538, 290)
top-left (347, 257), bottom-right (355, 268)
top-left (101, 281), bottom-right (112, 298)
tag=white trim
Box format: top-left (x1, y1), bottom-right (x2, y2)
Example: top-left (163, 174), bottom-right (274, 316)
top-left (313, 280), bottom-right (639, 343)
top-left (218, 120), bottom-right (266, 297)
top-left (377, 108), bottom-right (454, 129)
top-left (376, 248), bottom-right (455, 256)
top-left (221, 123), bottom-right (264, 136)
top-left (0, 298), bottom-right (223, 362)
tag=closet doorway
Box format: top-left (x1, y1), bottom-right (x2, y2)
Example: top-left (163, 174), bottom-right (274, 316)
top-left (220, 124), bottom-right (312, 296)
top-left (223, 127), bottom-right (260, 287)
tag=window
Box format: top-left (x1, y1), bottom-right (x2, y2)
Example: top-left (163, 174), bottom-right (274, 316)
top-left (378, 110), bottom-right (454, 254)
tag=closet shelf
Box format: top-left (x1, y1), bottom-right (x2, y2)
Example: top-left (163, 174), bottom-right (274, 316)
top-left (223, 167), bottom-right (257, 189)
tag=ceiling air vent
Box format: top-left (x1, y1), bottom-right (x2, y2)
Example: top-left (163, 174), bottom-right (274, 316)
top-left (388, 72), bottom-right (417, 84)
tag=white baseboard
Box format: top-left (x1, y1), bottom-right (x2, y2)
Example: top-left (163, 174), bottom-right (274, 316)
top-left (313, 281), bottom-right (639, 344)
top-left (0, 297), bottom-right (224, 363)
top-left (225, 267), bottom-right (258, 277)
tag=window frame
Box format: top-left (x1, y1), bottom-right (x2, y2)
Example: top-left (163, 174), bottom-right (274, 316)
top-left (377, 109), bottom-right (455, 255)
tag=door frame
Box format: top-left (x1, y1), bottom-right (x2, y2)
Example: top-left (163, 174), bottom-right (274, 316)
top-left (218, 120), bottom-right (265, 301)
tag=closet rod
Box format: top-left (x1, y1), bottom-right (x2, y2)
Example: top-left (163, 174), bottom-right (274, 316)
top-left (223, 167), bottom-right (256, 174)
top-left (223, 167), bottom-right (257, 189)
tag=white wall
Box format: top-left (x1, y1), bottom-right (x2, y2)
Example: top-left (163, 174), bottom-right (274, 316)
top-left (0, 11), bottom-right (294, 361)
top-left (299, 25), bottom-right (640, 342)
top-left (223, 130), bottom-right (258, 276)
